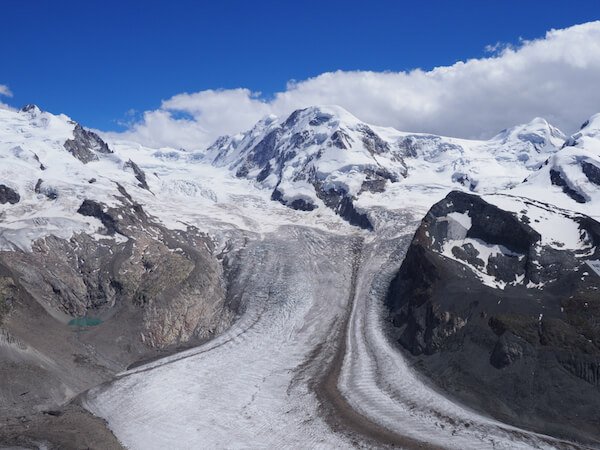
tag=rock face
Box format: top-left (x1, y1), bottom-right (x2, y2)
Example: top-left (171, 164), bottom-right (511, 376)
top-left (0, 184), bottom-right (20, 204)
top-left (64, 124), bottom-right (113, 163)
top-left (124, 159), bottom-right (151, 191)
top-left (0, 106), bottom-right (244, 423)
top-left (386, 191), bottom-right (600, 443)
top-left (0, 185), bottom-right (233, 418)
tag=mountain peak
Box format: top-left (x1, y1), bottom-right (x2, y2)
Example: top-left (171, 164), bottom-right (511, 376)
top-left (279, 105), bottom-right (361, 131)
top-left (207, 104), bottom-right (407, 228)
top-left (20, 104), bottom-right (42, 114)
top-left (492, 116), bottom-right (565, 150)
top-left (579, 112), bottom-right (600, 133)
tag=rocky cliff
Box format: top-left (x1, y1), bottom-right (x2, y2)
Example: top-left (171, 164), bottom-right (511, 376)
top-left (0, 107), bottom-right (234, 419)
top-left (386, 190), bottom-right (600, 443)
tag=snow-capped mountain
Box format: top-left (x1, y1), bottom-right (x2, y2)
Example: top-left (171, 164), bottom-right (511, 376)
top-left (515, 113), bottom-right (600, 214)
top-left (207, 105), bottom-right (567, 228)
top-left (207, 105), bottom-right (408, 229)
top-left (0, 104), bottom-right (151, 250)
top-left (384, 114), bottom-right (600, 442)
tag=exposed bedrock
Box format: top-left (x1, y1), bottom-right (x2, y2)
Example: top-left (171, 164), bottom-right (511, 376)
top-left (0, 187), bottom-right (233, 420)
top-left (314, 184), bottom-right (373, 231)
top-left (0, 184), bottom-right (20, 205)
top-left (124, 159), bottom-right (151, 191)
top-left (63, 124), bottom-right (113, 164)
top-left (386, 191), bottom-right (600, 444)
top-left (550, 168), bottom-right (587, 203)
top-left (582, 160), bottom-right (600, 186)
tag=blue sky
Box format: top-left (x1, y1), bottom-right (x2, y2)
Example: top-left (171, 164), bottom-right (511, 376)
top-left (2, 0), bottom-right (599, 132)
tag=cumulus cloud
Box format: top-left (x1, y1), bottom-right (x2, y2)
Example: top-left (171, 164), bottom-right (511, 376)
top-left (111, 21), bottom-right (600, 150)
top-left (0, 84), bottom-right (12, 98)
top-left (0, 84), bottom-right (14, 110)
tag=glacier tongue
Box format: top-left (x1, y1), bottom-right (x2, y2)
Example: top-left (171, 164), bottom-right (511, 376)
top-left (85, 227), bottom-right (360, 449)
top-left (83, 213), bottom-right (573, 449)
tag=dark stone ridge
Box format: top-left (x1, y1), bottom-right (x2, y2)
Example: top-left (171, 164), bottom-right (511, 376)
top-left (550, 168), bottom-right (587, 203)
top-left (256, 163), bottom-right (271, 183)
top-left (125, 159), bottom-right (150, 191)
top-left (77, 200), bottom-right (119, 235)
top-left (282, 108), bottom-right (304, 128)
top-left (330, 130), bottom-right (351, 149)
top-left (314, 185), bottom-right (373, 230)
top-left (32, 153), bottom-right (46, 171)
top-left (385, 190), bottom-right (600, 444)
top-left (357, 124), bottom-right (391, 155)
top-left (360, 168), bottom-right (400, 194)
top-left (249, 129), bottom-right (282, 167)
top-left (20, 104), bottom-right (40, 113)
top-left (582, 160), bottom-right (600, 186)
top-left (64, 124), bottom-right (112, 164)
top-left (0, 185), bottom-right (20, 204)
top-left (270, 188), bottom-right (316, 211)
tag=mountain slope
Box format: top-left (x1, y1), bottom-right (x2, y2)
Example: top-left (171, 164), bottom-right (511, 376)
top-left (208, 106), bottom-right (408, 229)
top-left (515, 113), bottom-right (600, 214)
top-left (385, 122), bottom-right (600, 443)
top-left (0, 106), bottom-right (233, 420)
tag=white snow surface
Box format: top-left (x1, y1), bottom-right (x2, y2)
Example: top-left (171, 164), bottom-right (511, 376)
top-left (486, 194), bottom-right (595, 252)
top-left (513, 113), bottom-right (600, 217)
top-left (0, 107), bottom-right (356, 251)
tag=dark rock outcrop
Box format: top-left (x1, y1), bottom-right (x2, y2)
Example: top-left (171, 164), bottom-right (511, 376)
top-left (77, 200), bottom-right (119, 235)
top-left (64, 124), bottom-right (112, 164)
top-left (0, 188), bottom-right (233, 420)
top-left (386, 191), bottom-right (600, 444)
top-left (0, 185), bottom-right (20, 204)
top-left (271, 188), bottom-right (317, 211)
top-left (21, 104), bottom-right (41, 113)
top-left (314, 185), bottom-right (373, 230)
top-left (550, 168), bottom-right (586, 203)
top-left (357, 124), bottom-right (391, 155)
top-left (124, 159), bottom-right (151, 191)
top-left (582, 160), bottom-right (600, 186)
top-left (34, 179), bottom-right (58, 200)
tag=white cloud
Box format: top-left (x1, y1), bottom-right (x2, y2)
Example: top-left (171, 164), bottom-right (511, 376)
top-left (0, 84), bottom-right (12, 98)
top-left (111, 21), bottom-right (600, 150)
top-left (108, 89), bottom-right (272, 149)
top-left (0, 84), bottom-right (14, 111)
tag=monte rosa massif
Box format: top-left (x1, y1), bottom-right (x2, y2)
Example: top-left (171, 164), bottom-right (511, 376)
top-left (0, 104), bottom-right (599, 449)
